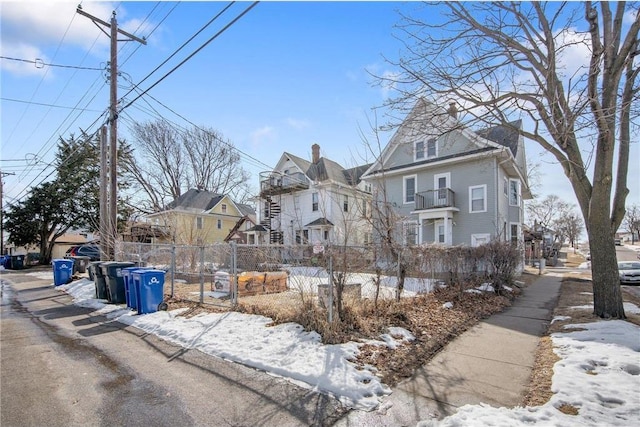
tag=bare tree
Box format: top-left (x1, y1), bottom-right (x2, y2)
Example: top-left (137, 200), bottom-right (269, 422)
top-left (124, 120), bottom-right (253, 213)
top-left (623, 204), bottom-right (640, 244)
top-left (386, 2), bottom-right (638, 318)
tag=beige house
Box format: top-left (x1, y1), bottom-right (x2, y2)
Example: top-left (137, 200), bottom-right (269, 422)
top-left (147, 189), bottom-right (255, 245)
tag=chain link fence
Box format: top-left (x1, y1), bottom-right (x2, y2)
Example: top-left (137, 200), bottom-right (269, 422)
top-left (115, 241), bottom-right (522, 318)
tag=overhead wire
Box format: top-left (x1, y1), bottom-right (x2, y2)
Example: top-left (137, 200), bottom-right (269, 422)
top-left (2, 10), bottom-right (78, 147)
top-left (0, 97), bottom-right (103, 112)
top-left (119, 1), bottom-right (235, 103)
top-left (119, 1), bottom-right (258, 113)
top-left (0, 55), bottom-right (104, 71)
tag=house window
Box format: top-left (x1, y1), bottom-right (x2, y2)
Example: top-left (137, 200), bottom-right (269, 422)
top-left (404, 175), bottom-right (416, 204)
top-left (221, 204), bottom-right (227, 214)
top-left (303, 230), bottom-right (309, 243)
top-left (436, 222), bottom-right (445, 243)
top-left (364, 232), bottom-right (372, 246)
top-left (471, 233), bottom-right (491, 247)
top-left (217, 219), bottom-right (222, 229)
top-left (343, 195), bottom-right (349, 212)
top-left (427, 138), bottom-right (437, 158)
top-left (510, 223), bottom-right (520, 245)
top-left (469, 185), bottom-right (487, 213)
top-left (248, 234), bottom-right (255, 245)
top-left (323, 230), bottom-right (329, 240)
top-left (509, 179), bottom-right (520, 206)
top-left (403, 221), bottom-right (418, 245)
top-left (415, 141), bottom-right (425, 160)
top-left (503, 177), bottom-right (508, 196)
top-left (196, 216), bottom-right (203, 230)
top-left (295, 230), bottom-right (302, 244)
top-left (312, 192), bottom-right (319, 211)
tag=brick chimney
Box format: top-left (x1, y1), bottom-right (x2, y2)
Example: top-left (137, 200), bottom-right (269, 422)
top-left (312, 143), bottom-right (320, 163)
top-left (447, 101), bottom-right (457, 119)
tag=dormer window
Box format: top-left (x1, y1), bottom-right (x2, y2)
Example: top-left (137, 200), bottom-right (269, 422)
top-left (415, 139), bottom-right (437, 161)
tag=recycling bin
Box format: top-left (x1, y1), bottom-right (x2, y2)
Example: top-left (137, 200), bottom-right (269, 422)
top-left (100, 261), bottom-right (136, 304)
top-left (52, 259), bottom-right (74, 286)
top-left (122, 266), bottom-right (153, 310)
top-left (91, 262), bottom-right (109, 300)
top-left (132, 269), bottom-right (166, 314)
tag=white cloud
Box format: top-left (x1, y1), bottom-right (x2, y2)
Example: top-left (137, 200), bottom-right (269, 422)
top-left (250, 125), bottom-right (277, 145)
top-left (285, 117), bottom-right (311, 130)
top-left (0, 2), bottom-right (148, 76)
top-left (623, 8), bottom-right (638, 25)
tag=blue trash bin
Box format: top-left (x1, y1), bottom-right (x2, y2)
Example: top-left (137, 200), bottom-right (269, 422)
top-left (122, 267), bottom-right (154, 310)
top-left (133, 269), bottom-right (166, 314)
top-left (52, 259), bottom-right (75, 286)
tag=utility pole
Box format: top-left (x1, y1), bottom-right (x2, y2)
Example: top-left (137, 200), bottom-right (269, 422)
top-left (76, 6), bottom-right (146, 259)
top-left (0, 171), bottom-right (16, 256)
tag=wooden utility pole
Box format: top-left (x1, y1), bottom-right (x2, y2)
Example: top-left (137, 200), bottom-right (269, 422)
top-left (100, 126), bottom-right (108, 261)
top-left (0, 171), bottom-right (16, 256)
top-left (76, 6), bottom-right (146, 259)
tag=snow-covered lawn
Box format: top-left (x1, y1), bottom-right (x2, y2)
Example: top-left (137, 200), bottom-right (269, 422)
top-left (51, 275), bottom-right (640, 424)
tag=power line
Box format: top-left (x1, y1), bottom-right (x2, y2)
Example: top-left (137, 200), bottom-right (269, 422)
top-left (1, 97), bottom-right (103, 112)
top-left (119, 2), bottom-right (235, 103)
top-left (0, 55), bottom-right (104, 71)
top-left (120, 2), bottom-right (259, 113)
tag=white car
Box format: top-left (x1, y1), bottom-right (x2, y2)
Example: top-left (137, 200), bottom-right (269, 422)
top-left (618, 261), bottom-right (640, 285)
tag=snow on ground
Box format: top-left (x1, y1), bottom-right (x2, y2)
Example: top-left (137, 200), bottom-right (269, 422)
top-left (53, 275), bottom-right (640, 424)
top-left (57, 278), bottom-right (403, 410)
top-left (419, 319), bottom-right (640, 426)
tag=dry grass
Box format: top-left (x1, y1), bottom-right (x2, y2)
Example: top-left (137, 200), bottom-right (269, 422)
top-left (162, 272), bottom-right (535, 387)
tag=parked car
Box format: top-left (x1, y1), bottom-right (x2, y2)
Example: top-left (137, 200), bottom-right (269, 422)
top-left (615, 238), bottom-right (622, 246)
top-left (618, 261), bottom-right (640, 285)
top-left (66, 244), bottom-right (101, 261)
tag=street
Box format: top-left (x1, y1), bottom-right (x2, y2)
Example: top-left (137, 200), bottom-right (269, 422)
top-left (1, 267), bottom-right (344, 427)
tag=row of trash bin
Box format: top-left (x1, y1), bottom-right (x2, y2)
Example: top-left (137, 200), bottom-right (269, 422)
top-left (1, 254), bottom-right (26, 270)
top-left (52, 259), bottom-right (167, 315)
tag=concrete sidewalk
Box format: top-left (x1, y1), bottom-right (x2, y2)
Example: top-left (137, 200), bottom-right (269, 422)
top-left (338, 269), bottom-right (563, 427)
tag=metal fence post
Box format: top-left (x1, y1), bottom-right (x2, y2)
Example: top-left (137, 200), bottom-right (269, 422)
top-left (199, 245), bottom-right (205, 304)
top-left (231, 241), bottom-right (238, 305)
top-left (170, 244), bottom-right (176, 298)
top-left (328, 249), bottom-right (333, 323)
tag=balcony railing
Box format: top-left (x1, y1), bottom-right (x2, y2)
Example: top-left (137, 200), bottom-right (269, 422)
top-left (415, 188), bottom-right (456, 210)
top-left (260, 171), bottom-right (309, 196)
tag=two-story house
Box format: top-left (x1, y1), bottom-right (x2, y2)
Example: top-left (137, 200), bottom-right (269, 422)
top-left (361, 99), bottom-right (532, 246)
top-left (250, 144), bottom-right (372, 246)
top-left (147, 188), bottom-right (256, 245)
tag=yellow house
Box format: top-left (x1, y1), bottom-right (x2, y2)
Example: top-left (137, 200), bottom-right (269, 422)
top-left (147, 189), bottom-right (255, 245)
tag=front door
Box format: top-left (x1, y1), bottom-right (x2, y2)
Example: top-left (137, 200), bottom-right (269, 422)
top-left (434, 173), bottom-right (450, 207)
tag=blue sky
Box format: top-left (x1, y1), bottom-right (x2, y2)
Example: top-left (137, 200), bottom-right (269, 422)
top-left (1, 1), bottom-right (638, 220)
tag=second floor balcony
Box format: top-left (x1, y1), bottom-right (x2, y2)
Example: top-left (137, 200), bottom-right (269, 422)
top-left (260, 171), bottom-right (309, 197)
top-left (415, 188), bottom-right (456, 211)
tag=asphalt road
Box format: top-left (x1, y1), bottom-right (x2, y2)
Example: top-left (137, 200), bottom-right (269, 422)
top-left (1, 267), bottom-right (345, 427)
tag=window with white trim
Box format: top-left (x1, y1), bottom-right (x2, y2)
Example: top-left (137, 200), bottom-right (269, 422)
top-left (221, 204), bottom-right (227, 214)
top-left (427, 138), bottom-right (437, 158)
top-left (312, 192), bottom-right (319, 211)
top-left (471, 233), bottom-right (491, 247)
top-left (343, 195), bottom-right (349, 212)
top-left (404, 175), bottom-right (416, 204)
top-left (469, 184), bottom-right (487, 213)
top-left (217, 219), bottom-right (222, 229)
top-left (403, 221), bottom-right (418, 245)
top-left (196, 216), bottom-right (203, 230)
top-left (415, 141), bottom-right (425, 161)
top-left (510, 223), bottom-right (520, 245)
top-left (509, 179), bottom-right (520, 206)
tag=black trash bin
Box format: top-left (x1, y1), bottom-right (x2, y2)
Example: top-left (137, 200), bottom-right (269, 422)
top-left (101, 262), bottom-right (135, 304)
top-left (91, 262), bottom-right (109, 300)
top-left (8, 255), bottom-right (25, 270)
top-left (67, 256), bottom-right (90, 274)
